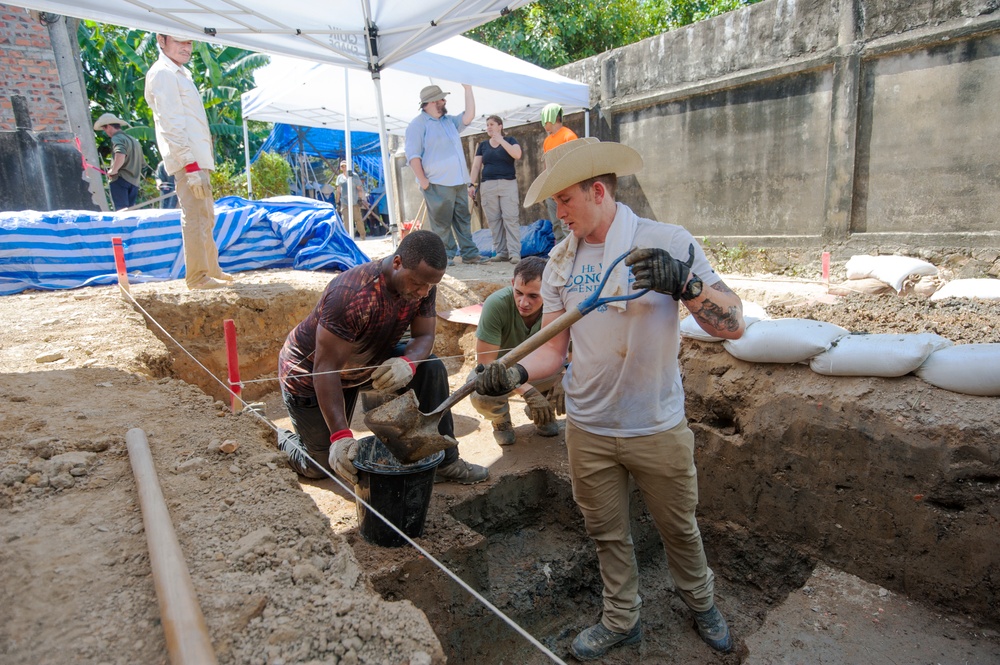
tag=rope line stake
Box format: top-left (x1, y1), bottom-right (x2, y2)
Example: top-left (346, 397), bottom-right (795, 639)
top-left (112, 237), bottom-right (130, 296)
top-left (223, 319), bottom-right (243, 413)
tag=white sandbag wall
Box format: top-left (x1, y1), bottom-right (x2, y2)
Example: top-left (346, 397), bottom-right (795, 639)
top-left (686, 316), bottom-right (1000, 397)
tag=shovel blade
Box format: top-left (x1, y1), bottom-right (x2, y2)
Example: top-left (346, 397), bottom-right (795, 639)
top-left (364, 390), bottom-right (457, 464)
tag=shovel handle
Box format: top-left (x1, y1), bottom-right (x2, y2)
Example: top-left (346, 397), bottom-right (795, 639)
top-left (428, 306), bottom-right (585, 416)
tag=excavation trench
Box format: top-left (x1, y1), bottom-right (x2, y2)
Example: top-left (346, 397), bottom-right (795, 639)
top-left (130, 280), bottom-right (1000, 662)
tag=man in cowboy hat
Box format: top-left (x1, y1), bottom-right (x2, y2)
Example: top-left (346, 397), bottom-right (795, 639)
top-left (538, 103), bottom-right (577, 243)
top-left (93, 113), bottom-right (144, 210)
top-left (145, 34), bottom-right (231, 290)
top-left (405, 84), bottom-right (483, 267)
top-left (473, 138), bottom-right (746, 660)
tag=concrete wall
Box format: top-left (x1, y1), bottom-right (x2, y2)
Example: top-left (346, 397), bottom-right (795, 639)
top-left (396, 0), bottom-right (1000, 257)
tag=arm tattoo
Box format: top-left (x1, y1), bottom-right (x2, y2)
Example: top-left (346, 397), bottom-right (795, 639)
top-left (691, 282), bottom-right (742, 333)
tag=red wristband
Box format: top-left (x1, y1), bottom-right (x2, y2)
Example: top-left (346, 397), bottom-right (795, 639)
top-left (184, 162), bottom-right (201, 173)
top-left (330, 429), bottom-right (353, 443)
top-left (400, 356), bottom-right (417, 375)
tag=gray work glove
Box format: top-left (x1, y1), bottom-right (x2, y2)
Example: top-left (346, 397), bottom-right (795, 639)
top-left (371, 356), bottom-right (415, 394)
top-left (185, 169), bottom-right (212, 200)
top-left (547, 382), bottom-right (566, 416)
top-left (474, 362), bottom-right (528, 397)
top-left (625, 244), bottom-right (696, 300)
top-left (329, 434), bottom-right (358, 485)
top-left (522, 386), bottom-right (555, 427)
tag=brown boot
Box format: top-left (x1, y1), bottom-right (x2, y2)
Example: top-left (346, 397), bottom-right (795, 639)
top-left (492, 415), bottom-right (516, 446)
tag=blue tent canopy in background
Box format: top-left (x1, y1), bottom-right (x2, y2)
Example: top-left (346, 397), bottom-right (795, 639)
top-left (255, 123), bottom-right (384, 185)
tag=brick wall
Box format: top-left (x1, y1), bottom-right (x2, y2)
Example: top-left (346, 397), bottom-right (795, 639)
top-left (0, 4), bottom-right (68, 132)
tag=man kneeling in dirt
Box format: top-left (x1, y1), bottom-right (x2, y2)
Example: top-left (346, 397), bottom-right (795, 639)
top-left (470, 256), bottom-right (564, 445)
top-left (276, 230), bottom-right (489, 485)
top-left (475, 139), bottom-right (745, 660)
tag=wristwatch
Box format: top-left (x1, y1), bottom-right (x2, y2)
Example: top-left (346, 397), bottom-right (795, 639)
top-left (680, 274), bottom-right (703, 301)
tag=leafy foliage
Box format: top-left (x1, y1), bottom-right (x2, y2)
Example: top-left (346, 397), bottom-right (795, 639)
top-left (467, 0), bottom-right (762, 68)
top-left (78, 21), bottom-right (271, 172)
top-left (210, 152), bottom-right (293, 200)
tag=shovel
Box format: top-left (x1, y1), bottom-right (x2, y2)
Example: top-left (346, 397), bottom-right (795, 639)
top-left (365, 251), bottom-right (649, 463)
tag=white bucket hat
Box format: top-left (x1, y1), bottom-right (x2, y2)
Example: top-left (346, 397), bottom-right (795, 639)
top-left (93, 113), bottom-right (130, 130)
top-left (523, 138), bottom-right (643, 207)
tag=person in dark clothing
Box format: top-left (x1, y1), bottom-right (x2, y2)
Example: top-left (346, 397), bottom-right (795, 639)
top-left (469, 114), bottom-right (523, 263)
top-left (94, 113), bottom-right (144, 210)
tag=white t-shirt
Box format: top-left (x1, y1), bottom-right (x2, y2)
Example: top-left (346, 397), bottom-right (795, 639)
top-left (541, 211), bottom-right (719, 437)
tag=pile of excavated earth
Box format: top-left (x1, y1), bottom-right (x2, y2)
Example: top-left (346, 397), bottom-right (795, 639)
top-left (1, 240), bottom-right (998, 664)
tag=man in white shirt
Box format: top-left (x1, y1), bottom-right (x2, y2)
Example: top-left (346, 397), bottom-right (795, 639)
top-left (474, 139), bottom-right (746, 660)
top-left (145, 34), bottom-right (231, 290)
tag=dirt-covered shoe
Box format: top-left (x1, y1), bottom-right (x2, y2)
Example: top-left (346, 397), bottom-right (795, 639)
top-left (570, 620), bottom-right (642, 661)
top-left (212, 270), bottom-right (235, 281)
top-left (434, 458), bottom-right (489, 484)
top-left (462, 254), bottom-right (484, 265)
top-left (508, 255), bottom-right (520, 265)
top-left (492, 417), bottom-right (516, 446)
top-left (488, 255), bottom-right (510, 263)
top-left (692, 604), bottom-right (733, 653)
top-left (534, 420), bottom-right (559, 437)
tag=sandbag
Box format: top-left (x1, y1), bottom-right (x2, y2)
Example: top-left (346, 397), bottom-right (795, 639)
top-left (680, 301), bottom-right (769, 342)
top-left (723, 319), bottom-right (848, 364)
top-left (845, 255), bottom-right (938, 292)
top-left (929, 278), bottom-right (1000, 302)
top-left (916, 344), bottom-right (1000, 396)
top-left (809, 333), bottom-right (953, 377)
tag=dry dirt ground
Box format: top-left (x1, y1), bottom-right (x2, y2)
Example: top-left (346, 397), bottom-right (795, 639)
top-left (1, 238), bottom-right (998, 664)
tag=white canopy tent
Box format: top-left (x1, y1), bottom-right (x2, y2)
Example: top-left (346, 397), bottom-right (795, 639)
top-left (13, 0), bottom-right (547, 235)
top-left (241, 35), bottom-right (590, 224)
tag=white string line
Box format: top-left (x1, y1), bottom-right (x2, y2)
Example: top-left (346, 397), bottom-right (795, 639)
top-left (118, 287), bottom-right (567, 665)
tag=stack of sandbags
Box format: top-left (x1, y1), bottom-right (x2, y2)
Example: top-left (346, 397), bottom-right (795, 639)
top-left (680, 301), bottom-right (768, 342)
top-left (928, 278), bottom-right (1000, 301)
top-left (828, 254), bottom-right (941, 298)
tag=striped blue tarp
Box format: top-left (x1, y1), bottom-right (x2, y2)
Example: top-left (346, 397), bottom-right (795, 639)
top-left (0, 195), bottom-right (370, 296)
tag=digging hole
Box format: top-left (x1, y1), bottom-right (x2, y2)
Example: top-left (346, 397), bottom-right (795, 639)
top-left (370, 469), bottom-right (814, 663)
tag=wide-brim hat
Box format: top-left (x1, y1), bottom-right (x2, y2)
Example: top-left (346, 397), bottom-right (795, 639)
top-left (93, 113), bottom-right (130, 130)
top-left (419, 85), bottom-right (449, 106)
top-left (523, 138), bottom-right (643, 207)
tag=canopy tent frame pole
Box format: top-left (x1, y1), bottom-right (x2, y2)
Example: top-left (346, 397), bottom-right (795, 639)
top-left (344, 69), bottom-right (356, 240)
top-left (243, 119), bottom-right (253, 198)
top-left (585, 110), bottom-right (590, 138)
top-left (362, 5), bottom-right (400, 249)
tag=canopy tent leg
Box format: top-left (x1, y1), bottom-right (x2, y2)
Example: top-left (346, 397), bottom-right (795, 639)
top-left (585, 110), bottom-right (590, 138)
top-left (243, 119), bottom-right (253, 198)
top-left (344, 68), bottom-right (356, 240)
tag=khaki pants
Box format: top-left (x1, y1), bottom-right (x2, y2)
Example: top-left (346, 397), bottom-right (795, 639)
top-left (469, 370), bottom-right (562, 423)
top-left (340, 201), bottom-right (365, 240)
top-left (565, 418), bottom-right (715, 632)
top-left (480, 179), bottom-right (521, 259)
top-left (175, 175), bottom-right (223, 288)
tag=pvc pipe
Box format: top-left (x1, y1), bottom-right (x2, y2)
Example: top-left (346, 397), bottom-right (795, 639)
top-left (112, 237), bottom-right (130, 295)
top-left (223, 319), bottom-right (242, 413)
top-left (125, 428), bottom-right (218, 665)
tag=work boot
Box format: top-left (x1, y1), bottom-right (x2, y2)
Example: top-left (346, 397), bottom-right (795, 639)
top-left (692, 604), bottom-right (733, 653)
top-left (509, 255), bottom-right (520, 265)
top-left (189, 275), bottom-right (225, 290)
top-left (434, 458), bottom-right (489, 484)
top-left (570, 620), bottom-right (642, 661)
top-left (489, 254), bottom-right (509, 263)
top-left (212, 270), bottom-right (235, 281)
top-left (462, 254), bottom-right (484, 265)
top-left (492, 416), bottom-right (516, 446)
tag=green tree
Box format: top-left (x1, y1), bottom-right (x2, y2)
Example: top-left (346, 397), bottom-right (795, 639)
top-left (466, 0), bottom-right (762, 68)
top-left (77, 22), bottom-right (271, 172)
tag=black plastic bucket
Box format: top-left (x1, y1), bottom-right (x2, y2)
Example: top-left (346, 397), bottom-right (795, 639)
top-left (352, 435), bottom-right (444, 547)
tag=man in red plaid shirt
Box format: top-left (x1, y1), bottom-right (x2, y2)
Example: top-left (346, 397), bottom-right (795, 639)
top-left (277, 230), bottom-right (489, 485)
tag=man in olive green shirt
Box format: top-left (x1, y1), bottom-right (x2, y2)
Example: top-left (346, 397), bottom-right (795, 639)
top-left (470, 256), bottom-right (564, 445)
top-left (94, 112), bottom-right (144, 210)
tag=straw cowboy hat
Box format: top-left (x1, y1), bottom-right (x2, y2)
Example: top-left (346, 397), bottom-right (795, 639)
top-left (419, 85), bottom-right (449, 106)
top-left (93, 113), bottom-right (130, 130)
top-left (523, 138), bottom-right (643, 207)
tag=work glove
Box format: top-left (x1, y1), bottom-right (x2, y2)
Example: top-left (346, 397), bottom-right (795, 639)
top-left (474, 362), bottom-right (528, 397)
top-left (625, 244), bottom-right (696, 300)
top-left (185, 169), bottom-right (212, 200)
top-left (329, 430), bottom-right (358, 485)
top-left (371, 356), bottom-right (415, 394)
top-left (522, 386), bottom-right (555, 427)
top-left (547, 382), bottom-right (566, 416)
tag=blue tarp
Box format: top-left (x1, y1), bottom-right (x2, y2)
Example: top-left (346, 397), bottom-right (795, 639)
top-left (255, 123), bottom-right (383, 184)
top-left (0, 196), bottom-right (369, 296)
top-left (472, 218), bottom-right (555, 259)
